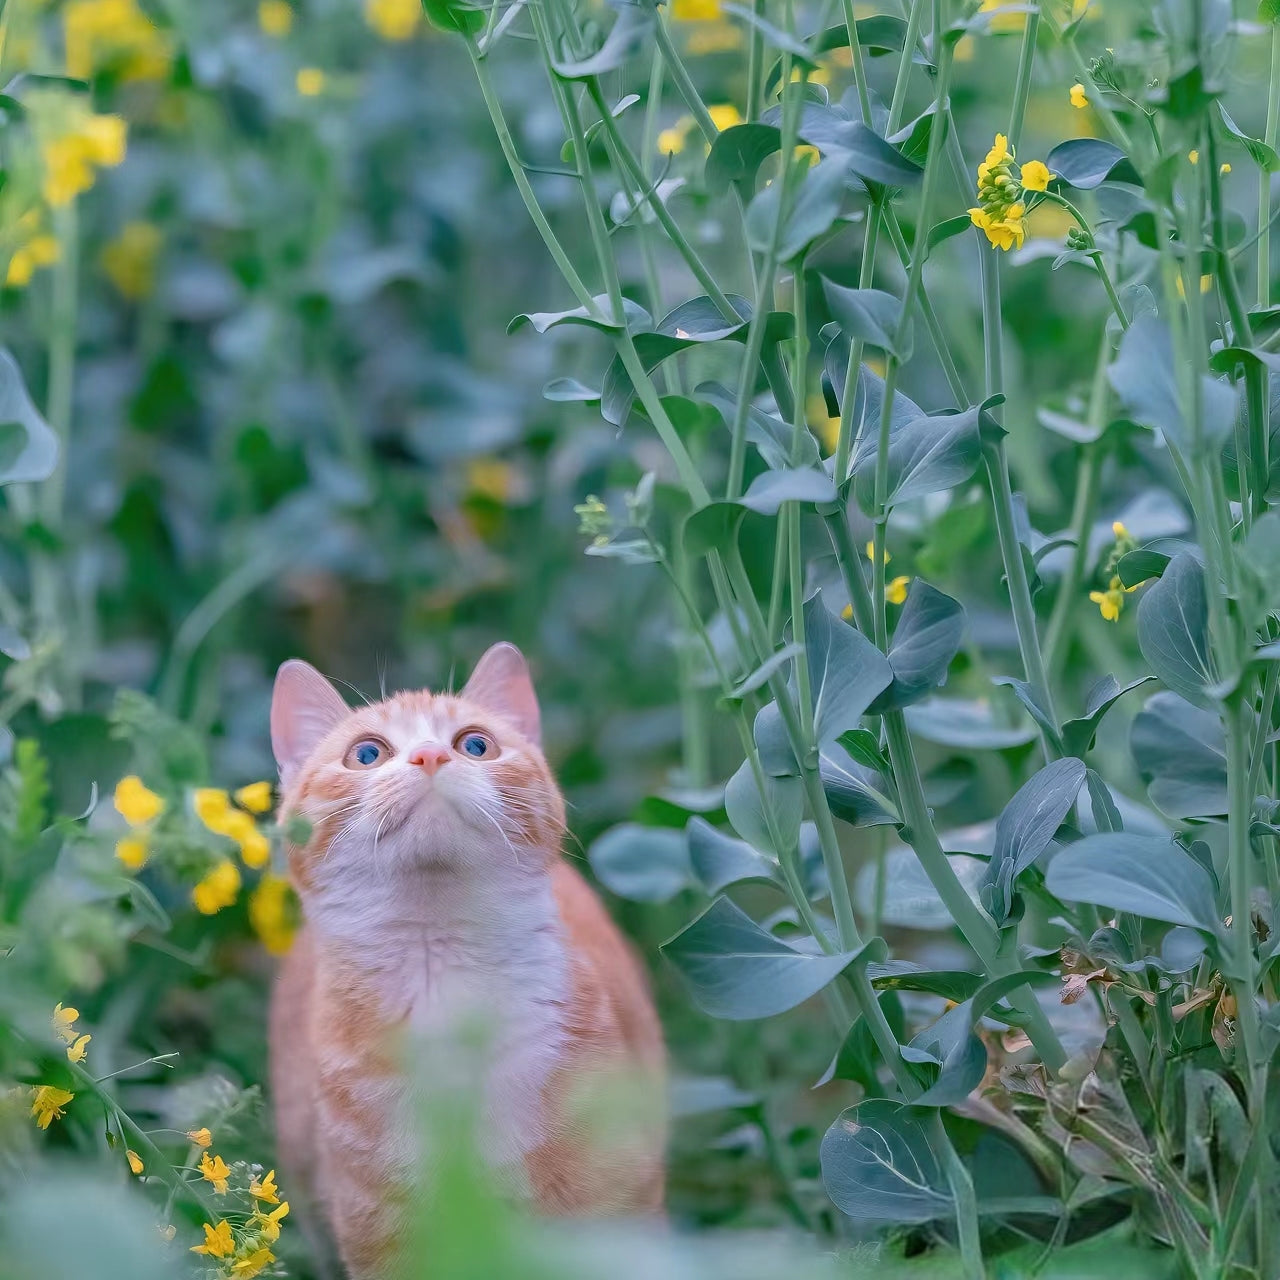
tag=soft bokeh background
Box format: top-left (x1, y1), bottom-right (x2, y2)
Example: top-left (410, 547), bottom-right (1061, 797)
top-left (0, 0), bottom-right (1265, 1276)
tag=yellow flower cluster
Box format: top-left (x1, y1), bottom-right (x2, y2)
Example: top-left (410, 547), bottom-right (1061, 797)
top-left (30, 1084), bottom-right (74, 1129)
top-left (191, 1159), bottom-right (290, 1278)
top-left (968, 134), bottom-right (1055, 252)
top-left (40, 109), bottom-right (128, 206)
top-left (366, 0), bottom-right (421, 40)
top-left (249, 873), bottom-right (299, 955)
top-left (1089, 520), bottom-right (1138, 622)
top-left (258, 0), bottom-right (293, 36)
top-left (100, 221), bottom-right (161, 299)
top-left (190, 782), bottom-right (274, 914)
top-left (6, 212), bottom-right (59, 288)
top-left (671, 0), bottom-right (722, 18)
top-left (52, 1002), bottom-right (91, 1064)
top-left (114, 774), bottom-right (165, 870)
top-left (64, 0), bottom-right (171, 83)
top-left (658, 103), bottom-right (741, 155)
top-left (296, 67), bottom-right (326, 97)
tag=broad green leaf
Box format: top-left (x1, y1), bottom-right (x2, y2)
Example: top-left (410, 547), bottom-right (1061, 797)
top-left (821, 748), bottom-right (899, 827)
top-left (1131, 691), bottom-right (1227, 818)
top-left (836, 120), bottom-right (924, 187)
top-left (661, 896), bottom-right (879, 1019)
top-left (991, 675), bottom-right (1061, 749)
top-left (1109, 315), bottom-right (1237, 452)
top-left (1137, 553), bottom-right (1215, 709)
top-left (868, 582), bottom-right (965, 713)
top-left (550, 0), bottom-right (653, 77)
top-left (507, 294), bottom-right (651, 335)
top-left (822, 343), bottom-right (924, 472)
top-left (724, 757), bottom-right (803, 855)
top-left (821, 1102), bottom-right (954, 1223)
top-left (686, 816), bottom-right (780, 894)
top-left (669, 1075), bottom-right (761, 1116)
top-left (837, 727), bottom-right (890, 773)
top-left (928, 213), bottom-right (973, 252)
top-left (804, 593), bottom-right (893, 744)
top-left (855, 845), bottom-right (987, 929)
top-left (851, 404), bottom-right (982, 512)
top-left (981, 758), bottom-right (1086, 924)
top-left (740, 467), bottom-right (837, 513)
top-left (1061, 675), bottom-right (1154, 757)
top-left (694, 379), bottom-right (817, 470)
top-left (869, 966), bottom-right (985, 1002)
top-left (822, 280), bottom-right (904, 356)
top-left (681, 500), bottom-right (748, 558)
top-left (727, 643), bottom-right (805, 700)
top-left (705, 123), bottom-right (782, 195)
top-left (903, 697), bottom-right (1038, 749)
top-left (1045, 834), bottom-right (1222, 933)
top-left (541, 377), bottom-right (600, 403)
top-left (745, 157), bottom-right (848, 261)
top-left (1117, 546), bottom-right (1171, 587)
top-left (1045, 138), bottom-right (1141, 189)
top-left (421, 0), bottom-right (484, 34)
top-left (888, 105), bottom-right (940, 167)
top-left (588, 822), bottom-right (694, 902)
top-left (0, 350), bottom-right (57, 485)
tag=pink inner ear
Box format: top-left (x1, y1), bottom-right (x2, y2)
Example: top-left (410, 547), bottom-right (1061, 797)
top-left (271, 660), bottom-right (350, 786)
top-left (461, 642), bottom-right (541, 745)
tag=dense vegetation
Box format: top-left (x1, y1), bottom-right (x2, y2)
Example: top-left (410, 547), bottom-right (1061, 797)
top-left (0, 0), bottom-right (1278, 1277)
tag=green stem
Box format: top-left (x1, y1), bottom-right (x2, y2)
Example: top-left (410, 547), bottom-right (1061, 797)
top-left (933, 1112), bottom-right (985, 1280)
top-left (650, 6), bottom-right (718, 144)
top-left (1005, 8), bottom-right (1039, 147)
top-left (1261, 23), bottom-right (1280, 310)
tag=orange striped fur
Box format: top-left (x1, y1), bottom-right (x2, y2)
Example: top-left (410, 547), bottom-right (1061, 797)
top-left (267, 644), bottom-right (666, 1278)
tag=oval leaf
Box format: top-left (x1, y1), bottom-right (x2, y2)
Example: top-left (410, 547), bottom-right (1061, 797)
top-left (588, 822), bottom-right (694, 902)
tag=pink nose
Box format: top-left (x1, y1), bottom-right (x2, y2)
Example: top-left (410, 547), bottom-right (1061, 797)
top-left (408, 744), bottom-right (451, 775)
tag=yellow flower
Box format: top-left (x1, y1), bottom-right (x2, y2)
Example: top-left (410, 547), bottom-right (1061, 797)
top-left (127, 1149), bottom-right (144, 1174)
top-left (250, 1169), bottom-right (280, 1203)
top-left (840, 603), bottom-right (854, 621)
top-left (1175, 273), bottom-right (1214, 298)
top-left (115, 836), bottom-right (149, 871)
top-left (114, 775), bottom-right (165, 826)
top-left (235, 781), bottom-right (274, 814)
top-left (252, 1201), bottom-right (290, 1244)
top-left (886, 576), bottom-right (910, 606)
top-left (83, 113), bottom-right (128, 166)
top-left (233, 1248), bottom-right (276, 1278)
top-left (250, 874), bottom-right (298, 956)
top-left (258, 0), bottom-right (293, 35)
top-left (657, 122), bottom-right (689, 155)
top-left (1187, 149), bottom-right (1199, 165)
top-left (41, 112), bottom-right (127, 206)
top-left (1089, 574), bottom-right (1137, 623)
top-left (1020, 159), bottom-right (1052, 191)
top-left (187, 1127), bottom-right (213, 1148)
top-left (1070, 82), bottom-right (1089, 108)
top-left (66, 1034), bottom-right (91, 1064)
top-left (52, 1003), bottom-right (79, 1045)
top-left (192, 859), bottom-right (241, 915)
top-left (1220, 163), bottom-right (1231, 175)
top-left (672, 0), bottom-right (722, 18)
top-left (296, 67), bottom-right (326, 96)
top-left (194, 787), bottom-right (230, 827)
top-left (199, 1151), bottom-right (231, 1194)
top-left (6, 232), bottom-right (59, 288)
top-left (684, 21), bottom-right (742, 54)
top-left (1112, 520), bottom-right (1129, 538)
top-left (191, 1220), bottom-right (235, 1258)
top-left (978, 0), bottom-right (1025, 32)
top-left (64, 0), bottom-right (171, 83)
top-left (708, 103), bottom-right (741, 132)
top-left (365, 0), bottom-right (420, 39)
top-left (101, 221), bottom-right (161, 299)
top-left (30, 1085), bottom-right (74, 1129)
top-left (864, 541), bottom-right (890, 566)
top-left (239, 830), bottom-right (271, 870)
top-left (795, 144), bottom-right (820, 168)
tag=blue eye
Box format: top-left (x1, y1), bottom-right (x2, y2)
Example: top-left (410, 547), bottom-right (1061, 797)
top-left (460, 733), bottom-right (490, 758)
top-left (347, 740), bottom-right (385, 768)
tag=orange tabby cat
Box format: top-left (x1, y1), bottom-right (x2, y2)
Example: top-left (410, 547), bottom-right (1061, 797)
top-left (267, 644), bottom-right (666, 1278)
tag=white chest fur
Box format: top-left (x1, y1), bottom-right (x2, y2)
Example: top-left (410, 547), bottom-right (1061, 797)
top-left (310, 867), bottom-right (571, 1185)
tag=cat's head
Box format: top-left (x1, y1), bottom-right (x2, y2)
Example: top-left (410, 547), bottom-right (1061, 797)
top-left (269, 644), bottom-right (564, 891)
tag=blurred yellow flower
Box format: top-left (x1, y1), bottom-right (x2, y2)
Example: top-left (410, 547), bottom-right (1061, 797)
top-left (101, 221), bottom-right (161, 299)
top-left (250, 873), bottom-right (298, 955)
top-left (708, 103), bottom-right (741, 131)
top-left (657, 120), bottom-right (690, 154)
top-left (199, 1151), bottom-right (231, 1194)
top-left (864, 541), bottom-right (890, 566)
top-left (465, 458), bottom-right (515, 503)
top-left (191, 1220), bottom-right (234, 1257)
top-left (886, 576), bottom-right (910, 605)
top-left (52, 1003), bottom-right (79, 1044)
top-left (684, 21), bottom-right (742, 54)
top-left (258, 0), bottom-right (293, 36)
top-left (365, 0), bottom-right (420, 39)
top-left (194, 787), bottom-right (231, 827)
top-left (239, 830), bottom-right (271, 869)
top-left (1175, 273), bottom-right (1213, 298)
top-left (1070, 82), bottom-right (1089, 108)
top-left (115, 836), bottom-right (149, 870)
top-left (232, 1248), bottom-right (276, 1278)
top-left (6, 226), bottom-right (59, 288)
top-left (978, 0), bottom-right (1025, 32)
top-left (250, 1169), bottom-right (280, 1203)
top-left (187, 1127), bottom-right (213, 1148)
top-left (672, 0), bottom-right (722, 18)
top-left (1112, 520), bottom-right (1129, 538)
top-left (42, 112), bottom-right (127, 206)
top-left (30, 1085), bottom-right (74, 1129)
top-left (192, 859), bottom-right (241, 915)
top-left (1020, 159), bottom-right (1052, 191)
top-left (1188, 149), bottom-right (1199, 165)
top-left (64, 0), bottom-right (171, 83)
top-left (252, 1201), bottom-right (290, 1243)
top-left (127, 1149), bottom-right (144, 1174)
top-left (114, 774), bottom-right (164, 825)
top-left (235, 781), bottom-right (274, 814)
top-left (66, 1033), bottom-right (91, 1064)
top-left (296, 67), bottom-right (326, 96)
top-left (1220, 163), bottom-right (1231, 175)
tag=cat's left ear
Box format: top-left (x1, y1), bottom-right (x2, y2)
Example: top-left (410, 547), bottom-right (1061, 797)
top-left (462, 643), bottom-right (541, 745)
top-left (271, 659), bottom-right (350, 789)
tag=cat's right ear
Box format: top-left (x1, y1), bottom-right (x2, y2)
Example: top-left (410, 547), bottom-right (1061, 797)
top-left (271, 660), bottom-right (350, 789)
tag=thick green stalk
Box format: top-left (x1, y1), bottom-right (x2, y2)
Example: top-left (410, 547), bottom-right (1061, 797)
top-left (933, 1112), bottom-right (985, 1280)
top-left (1261, 24), bottom-right (1280, 310)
